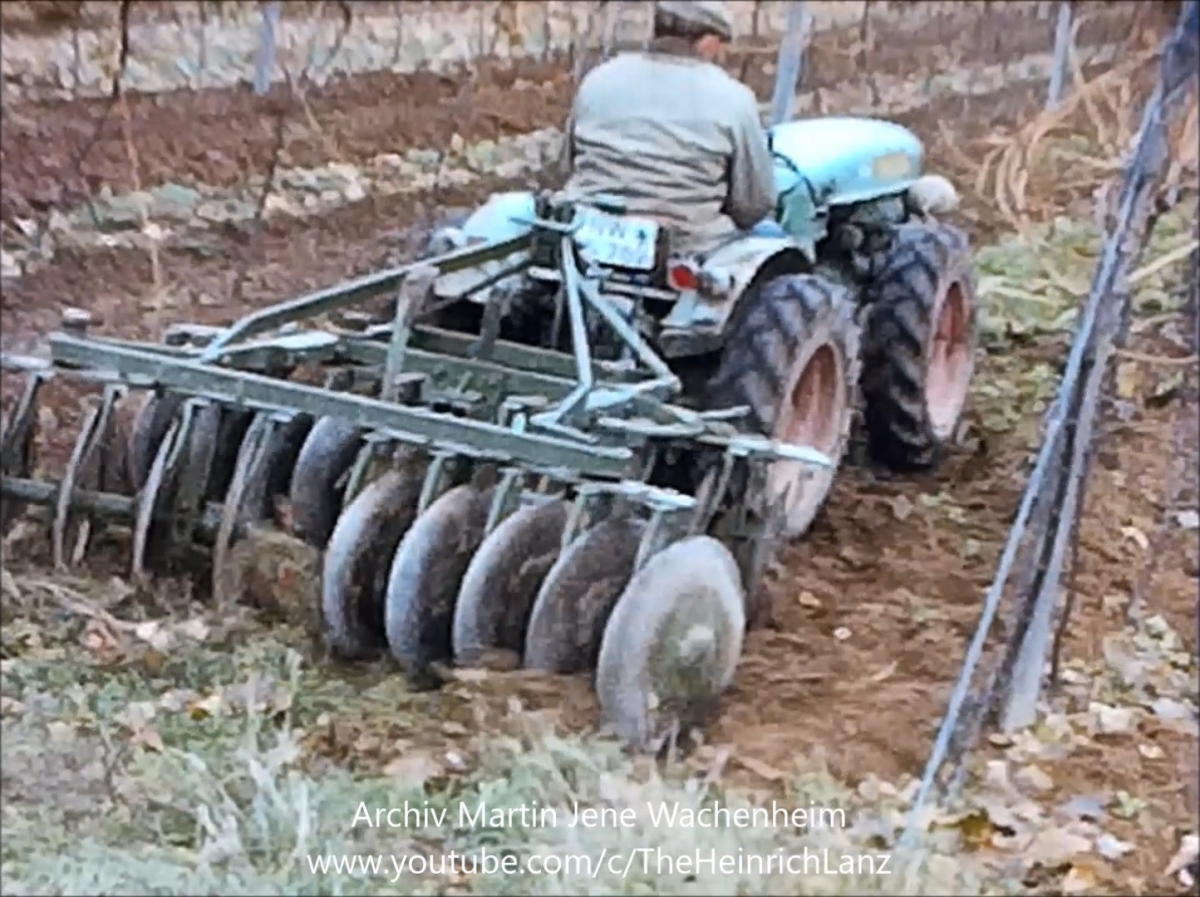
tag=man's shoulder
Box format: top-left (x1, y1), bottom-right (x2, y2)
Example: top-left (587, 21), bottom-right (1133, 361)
top-left (707, 65), bottom-right (759, 105)
top-left (577, 52), bottom-right (642, 87)
top-left (578, 53), bottom-right (758, 112)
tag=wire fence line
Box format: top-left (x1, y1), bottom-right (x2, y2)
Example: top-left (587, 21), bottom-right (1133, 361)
top-left (902, 0), bottom-right (1200, 845)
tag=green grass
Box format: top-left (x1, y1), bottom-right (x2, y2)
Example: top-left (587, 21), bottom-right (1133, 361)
top-left (0, 570), bottom-right (1000, 896)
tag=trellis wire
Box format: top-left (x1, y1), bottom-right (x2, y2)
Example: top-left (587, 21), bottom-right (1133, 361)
top-left (902, 0), bottom-right (1200, 847)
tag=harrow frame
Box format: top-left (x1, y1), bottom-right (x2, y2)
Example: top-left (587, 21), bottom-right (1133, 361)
top-left (2, 207), bottom-right (833, 619)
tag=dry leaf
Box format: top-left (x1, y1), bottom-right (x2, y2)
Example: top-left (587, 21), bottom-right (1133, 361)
top-left (187, 693), bottom-right (223, 720)
top-left (870, 661), bottom-right (898, 682)
top-left (46, 720), bottom-right (75, 742)
top-left (382, 751), bottom-right (442, 785)
top-left (1015, 764), bottom-right (1055, 794)
top-left (1120, 526), bottom-right (1149, 551)
top-left (133, 621), bottom-right (173, 652)
top-left (141, 648), bottom-right (167, 675)
top-left (0, 568), bottom-right (20, 601)
top-left (1026, 826), bottom-right (1093, 867)
top-left (1174, 509), bottom-right (1199, 531)
top-left (889, 495), bottom-right (914, 520)
top-left (178, 618), bottom-right (210, 642)
top-left (0, 695), bottom-right (26, 716)
top-left (798, 591), bottom-right (821, 608)
top-left (1061, 861), bottom-right (1100, 894)
top-left (115, 700), bottom-right (158, 730)
top-left (81, 618), bottom-right (124, 664)
top-left (735, 754), bottom-right (787, 782)
top-left (1088, 702), bottom-right (1139, 736)
top-left (943, 811), bottom-right (1000, 850)
top-left (1057, 794), bottom-right (1108, 822)
top-left (1094, 833), bottom-right (1134, 860)
top-left (1114, 362), bottom-right (1141, 399)
top-left (1161, 834), bottom-right (1200, 882)
top-left (984, 760), bottom-right (1012, 792)
top-left (158, 688), bottom-right (197, 712)
top-left (130, 725), bottom-right (165, 753)
top-left (833, 626), bottom-right (852, 641)
top-left (443, 750), bottom-right (471, 773)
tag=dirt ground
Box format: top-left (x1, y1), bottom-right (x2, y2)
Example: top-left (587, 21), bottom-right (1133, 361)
top-left (1, 5), bottom-right (1196, 895)
top-left (0, 3), bottom-right (1147, 218)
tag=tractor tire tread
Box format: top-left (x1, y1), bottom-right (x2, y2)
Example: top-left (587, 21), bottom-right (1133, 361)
top-left (860, 221), bottom-right (976, 471)
top-left (707, 274), bottom-right (856, 437)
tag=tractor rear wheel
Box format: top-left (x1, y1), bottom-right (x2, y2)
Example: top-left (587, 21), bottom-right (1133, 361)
top-left (705, 273), bottom-right (860, 538)
top-left (860, 222), bottom-right (977, 470)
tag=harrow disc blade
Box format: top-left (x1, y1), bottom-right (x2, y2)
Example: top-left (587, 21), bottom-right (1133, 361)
top-left (239, 412), bottom-right (314, 525)
top-left (101, 392), bottom-right (143, 495)
top-left (168, 401), bottom-right (224, 551)
top-left (1, 372), bottom-right (43, 533)
top-left (127, 392), bottom-right (184, 491)
top-left (212, 412), bottom-right (277, 603)
top-left (384, 484), bottom-right (493, 687)
top-left (523, 515), bottom-right (645, 675)
top-left (132, 415), bottom-right (184, 581)
top-left (322, 465), bottom-right (426, 660)
top-left (595, 536), bottom-right (746, 750)
top-left (288, 416), bottom-right (363, 546)
top-left (205, 408), bottom-right (255, 502)
top-left (452, 499), bottom-right (569, 669)
top-left (52, 390), bottom-right (118, 569)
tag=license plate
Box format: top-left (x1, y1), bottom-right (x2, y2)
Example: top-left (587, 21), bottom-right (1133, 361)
top-left (573, 207), bottom-right (660, 271)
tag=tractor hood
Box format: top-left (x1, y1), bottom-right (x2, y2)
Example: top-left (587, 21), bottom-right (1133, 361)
top-left (768, 117), bottom-right (924, 209)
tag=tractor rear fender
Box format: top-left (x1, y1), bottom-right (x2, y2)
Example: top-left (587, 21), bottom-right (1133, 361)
top-left (661, 234), bottom-right (814, 337)
top-left (431, 191), bottom-right (536, 303)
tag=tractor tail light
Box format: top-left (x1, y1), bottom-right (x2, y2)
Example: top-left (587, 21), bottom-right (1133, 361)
top-left (667, 262), bottom-right (699, 292)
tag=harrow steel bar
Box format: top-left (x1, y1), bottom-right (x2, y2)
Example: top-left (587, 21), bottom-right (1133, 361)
top-left (1, 475), bottom-right (134, 519)
top-left (91, 323), bottom-right (646, 386)
top-left (77, 332), bottom-right (671, 424)
top-left (197, 235), bottom-right (531, 362)
top-left (50, 332), bottom-right (831, 465)
top-left (49, 334), bottom-right (636, 479)
top-left (2, 474), bottom-right (234, 547)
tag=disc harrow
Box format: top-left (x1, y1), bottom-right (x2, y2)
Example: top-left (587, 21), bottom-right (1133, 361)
top-left (1, 215), bottom-right (834, 749)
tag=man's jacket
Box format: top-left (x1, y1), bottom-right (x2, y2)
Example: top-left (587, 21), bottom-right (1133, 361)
top-left (561, 46), bottom-right (777, 255)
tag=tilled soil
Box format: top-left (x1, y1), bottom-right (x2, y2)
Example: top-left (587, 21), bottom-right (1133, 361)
top-left (0, 58), bottom-right (572, 220)
top-left (0, 78), bottom-right (1050, 482)
top-left (0, 79), bottom-right (1054, 352)
top-left (0, 2), bottom-right (1148, 222)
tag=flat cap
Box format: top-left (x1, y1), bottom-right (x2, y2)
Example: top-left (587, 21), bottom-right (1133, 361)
top-left (654, 0), bottom-right (734, 42)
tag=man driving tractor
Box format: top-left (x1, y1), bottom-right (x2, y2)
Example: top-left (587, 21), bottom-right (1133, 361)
top-left (560, 0), bottom-right (777, 255)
